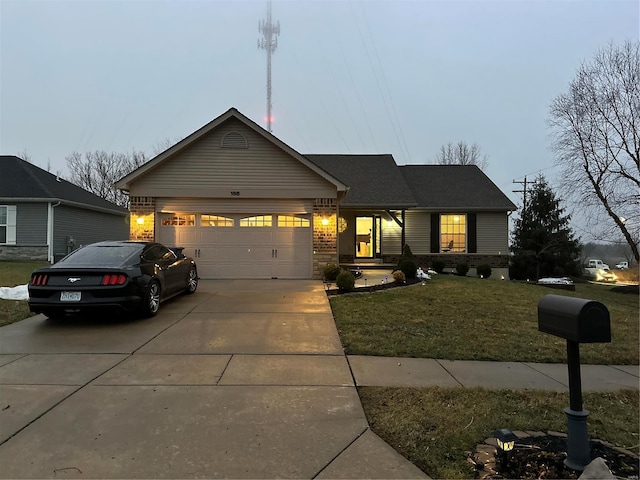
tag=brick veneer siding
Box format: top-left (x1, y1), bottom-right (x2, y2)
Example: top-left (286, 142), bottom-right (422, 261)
top-left (129, 196), bottom-right (156, 242)
top-left (381, 253), bottom-right (510, 269)
top-left (313, 198), bottom-right (338, 279)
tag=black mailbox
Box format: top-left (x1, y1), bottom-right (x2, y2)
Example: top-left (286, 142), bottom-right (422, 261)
top-left (538, 294), bottom-right (611, 343)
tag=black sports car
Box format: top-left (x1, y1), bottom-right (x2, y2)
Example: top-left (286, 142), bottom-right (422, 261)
top-left (28, 241), bottom-right (198, 319)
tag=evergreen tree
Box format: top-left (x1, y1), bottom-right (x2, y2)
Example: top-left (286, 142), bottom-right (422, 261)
top-left (510, 175), bottom-right (581, 280)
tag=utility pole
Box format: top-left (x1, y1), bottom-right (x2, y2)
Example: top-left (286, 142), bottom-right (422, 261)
top-left (513, 177), bottom-right (535, 215)
top-left (258, 0), bottom-right (280, 133)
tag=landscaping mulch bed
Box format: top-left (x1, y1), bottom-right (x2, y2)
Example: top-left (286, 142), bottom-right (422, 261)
top-left (325, 277), bottom-right (422, 296)
top-left (471, 433), bottom-right (639, 479)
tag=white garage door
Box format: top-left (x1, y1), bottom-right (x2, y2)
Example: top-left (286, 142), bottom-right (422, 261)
top-left (157, 213), bottom-right (312, 279)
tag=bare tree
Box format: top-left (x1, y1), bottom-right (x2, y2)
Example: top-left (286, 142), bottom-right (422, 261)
top-left (549, 41), bottom-right (639, 262)
top-left (151, 136), bottom-right (183, 156)
top-left (66, 150), bottom-right (147, 208)
top-left (434, 141), bottom-right (489, 170)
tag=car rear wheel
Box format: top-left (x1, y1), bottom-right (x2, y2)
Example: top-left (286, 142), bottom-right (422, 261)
top-left (186, 267), bottom-right (198, 294)
top-left (142, 281), bottom-right (161, 317)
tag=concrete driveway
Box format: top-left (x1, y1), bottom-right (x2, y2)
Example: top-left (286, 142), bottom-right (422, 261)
top-left (0, 280), bottom-right (427, 479)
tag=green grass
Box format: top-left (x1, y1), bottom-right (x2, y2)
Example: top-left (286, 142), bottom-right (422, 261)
top-left (0, 260), bottom-right (49, 326)
top-left (359, 386), bottom-right (639, 479)
top-left (330, 275), bottom-right (639, 364)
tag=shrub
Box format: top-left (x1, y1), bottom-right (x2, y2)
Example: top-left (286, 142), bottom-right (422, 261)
top-left (401, 244), bottom-right (414, 259)
top-left (392, 270), bottom-right (406, 283)
top-left (477, 264), bottom-right (492, 278)
top-left (432, 260), bottom-right (445, 273)
top-left (456, 263), bottom-right (469, 276)
top-left (323, 263), bottom-right (341, 281)
top-left (336, 270), bottom-right (355, 291)
top-left (398, 258), bottom-right (417, 279)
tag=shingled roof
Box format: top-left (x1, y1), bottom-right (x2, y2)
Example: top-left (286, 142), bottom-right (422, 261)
top-left (0, 156), bottom-right (127, 214)
top-left (305, 154), bottom-right (417, 208)
top-left (400, 165), bottom-right (517, 211)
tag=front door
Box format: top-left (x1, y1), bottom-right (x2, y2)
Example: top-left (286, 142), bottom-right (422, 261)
top-left (355, 216), bottom-right (375, 259)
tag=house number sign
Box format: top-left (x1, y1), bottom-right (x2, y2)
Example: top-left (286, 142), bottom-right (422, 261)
top-left (230, 191), bottom-right (240, 196)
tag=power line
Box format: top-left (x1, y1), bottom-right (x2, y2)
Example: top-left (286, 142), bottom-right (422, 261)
top-left (513, 176), bottom-right (538, 214)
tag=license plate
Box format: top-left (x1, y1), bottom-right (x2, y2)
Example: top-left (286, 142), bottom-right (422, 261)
top-left (60, 291), bottom-right (81, 302)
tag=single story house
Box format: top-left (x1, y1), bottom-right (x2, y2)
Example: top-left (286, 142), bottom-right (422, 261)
top-left (115, 108), bottom-right (516, 279)
top-left (0, 155), bottom-right (129, 262)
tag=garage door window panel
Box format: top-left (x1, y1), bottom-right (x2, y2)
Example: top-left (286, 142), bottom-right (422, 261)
top-left (277, 215), bottom-right (310, 227)
top-left (240, 215), bottom-right (272, 227)
top-left (201, 215), bottom-right (234, 227)
top-left (162, 214), bottom-right (195, 226)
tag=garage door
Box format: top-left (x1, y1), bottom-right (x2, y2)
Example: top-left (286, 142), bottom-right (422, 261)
top-left (157, 213), bottom-right (312, 279)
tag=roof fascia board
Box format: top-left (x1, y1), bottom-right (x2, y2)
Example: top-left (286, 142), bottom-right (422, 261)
top-left (115, 108), bottom-right (349, 193)
top-left (0, 197), bottom-right (127, 216)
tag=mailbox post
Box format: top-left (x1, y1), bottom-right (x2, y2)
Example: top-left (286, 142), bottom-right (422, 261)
top-left (537, 294), bottom-right (611, 471)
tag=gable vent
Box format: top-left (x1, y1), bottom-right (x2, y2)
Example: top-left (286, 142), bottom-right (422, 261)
top-left (221, 132), bottom-right (248, 149)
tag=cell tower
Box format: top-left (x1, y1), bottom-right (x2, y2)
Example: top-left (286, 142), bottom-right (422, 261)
top-left (258, 0), bottom-right (279, 133)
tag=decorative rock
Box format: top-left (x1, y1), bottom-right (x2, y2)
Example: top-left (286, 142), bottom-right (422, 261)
top-left (475, 444), bottom-right (497, 455)
top-left (525, 430), bottom-right (547, 437)
top-left (548, 430), bottom-right (568, 438)
top-left (578, 457), bottom-right (615, 480)
top-left (512, 430), bottom-right (531, 439)
top-left (484, 437), bottom-right (499, 447)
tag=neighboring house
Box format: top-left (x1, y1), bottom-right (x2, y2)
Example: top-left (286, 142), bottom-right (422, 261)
top-left (116, 108), bottom-right (516, 279)
top-left (0, 156), bottom-right (129, 262)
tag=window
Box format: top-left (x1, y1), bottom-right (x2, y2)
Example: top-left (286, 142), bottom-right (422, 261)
top-left (440, 214), bottom-right (466, 252)
top-left (240, 215), bottom-right (272, 227)
top-left (161, 214), bottom-right (195, 226)
top-left (0, 205), bottom-right (16, 245)
top-left (201, 215), bottom-right (234, 227)
top-left (277, 215), bottom-right (310, 227)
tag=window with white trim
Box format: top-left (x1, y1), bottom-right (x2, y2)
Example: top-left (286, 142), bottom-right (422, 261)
top-left (0, 205), bottom-right (17, 245)
top-left (440, 214), bottom-right (466, 252)
top-left (201, 215), bottom-right (234, 227)
top-left (240, 215), bottom-right (272, 227)
top-left (277, 215), bottom-right (310, 227)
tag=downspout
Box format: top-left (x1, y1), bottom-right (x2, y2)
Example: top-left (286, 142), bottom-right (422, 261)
top-left (47, 202), bottom-right (60, 263)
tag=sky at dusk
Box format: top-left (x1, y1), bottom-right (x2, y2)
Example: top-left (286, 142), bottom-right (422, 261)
top-left (1, 0), bottom-right (638, 237)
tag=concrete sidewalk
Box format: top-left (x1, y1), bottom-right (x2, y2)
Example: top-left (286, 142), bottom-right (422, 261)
top-left (347, 355), bottom-right (639, 391)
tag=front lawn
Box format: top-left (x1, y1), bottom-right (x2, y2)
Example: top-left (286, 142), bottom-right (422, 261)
top-left (330, 275), bottom-right (639, 364)
top-left (359, 386), bottom-right (639, 479)
top-left (0, 260), bottom-right (48, 326)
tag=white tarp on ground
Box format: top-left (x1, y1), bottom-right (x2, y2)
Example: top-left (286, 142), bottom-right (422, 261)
top-left (0, 285), bottom-right (29, 300)
top-left (538, 277), bottom-right (574, 285)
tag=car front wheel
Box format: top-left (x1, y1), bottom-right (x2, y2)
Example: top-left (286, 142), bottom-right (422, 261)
top-left (142, 280), bottom-right (161, 317)
top-left (186, 267), bottom-right (198, 294)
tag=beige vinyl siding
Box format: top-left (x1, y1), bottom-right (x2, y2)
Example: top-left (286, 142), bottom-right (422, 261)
top-left (476, 212), bottom-right (509, 254)
top-left (404, 210), bottom-right (430, 254)
top-left (156, 198), bottom-right (313, 214)
top-left (381, 221), bottom-right (402, 256)
top-left (129, 118), bottom-right (336, 199)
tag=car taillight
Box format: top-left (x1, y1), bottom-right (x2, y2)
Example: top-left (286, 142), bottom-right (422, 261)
top-left (101, 274), bottom-right (127, 286)
top-left (31, 274), bottom-right (49, 286)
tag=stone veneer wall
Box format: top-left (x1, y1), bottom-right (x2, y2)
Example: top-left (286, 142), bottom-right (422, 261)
top-left (0, 245), bottom-right (48, 261)
top-left (129, 196), bottom-right (156, 242)
top-left (313, 198), bottom-right (338, 279)
top-left (382, 253), bottom-right (510, 269)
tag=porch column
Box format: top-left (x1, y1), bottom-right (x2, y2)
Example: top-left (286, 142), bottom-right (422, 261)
top-left (313, 198), bottom-right (337, 279)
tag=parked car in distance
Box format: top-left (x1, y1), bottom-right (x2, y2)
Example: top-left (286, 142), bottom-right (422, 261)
top-left (586, 259), bottom-right (610, 270)
top-left (28, 241), bottom-right (198, 319)
top-left (615, 261), bottom-right (629, 270)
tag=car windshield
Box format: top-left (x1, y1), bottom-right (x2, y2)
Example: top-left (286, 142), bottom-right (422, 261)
top-left (56, 244), bottom-right (142, 267)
